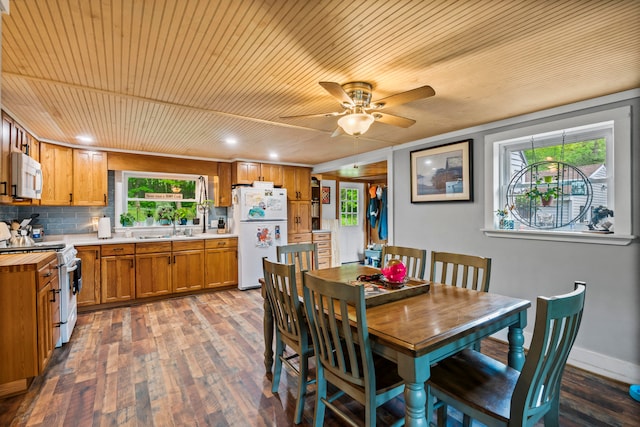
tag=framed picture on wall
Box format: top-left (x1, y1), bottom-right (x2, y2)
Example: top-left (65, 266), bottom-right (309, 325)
top-left (321, 186), bottom-right (331, 204)
top-left (410, 139), bottom-right (473, 203)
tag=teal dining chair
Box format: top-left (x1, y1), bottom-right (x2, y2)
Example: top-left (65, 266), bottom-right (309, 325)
top-left (277, 243), bottom-right (319, 272)
top-left (429, 251), bottom-right (492, 292)
top-left (427, 282), bottom-right (586, 427)
top-left (302, 272), bottom-right (405, 427)
top-left (262, 258), bottom-right (314, 424)
top-left (381, 245), bottom-right (427, 280)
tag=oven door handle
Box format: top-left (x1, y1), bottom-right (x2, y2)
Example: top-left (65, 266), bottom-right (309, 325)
top-left (66, 258), bottom-right (81, 272)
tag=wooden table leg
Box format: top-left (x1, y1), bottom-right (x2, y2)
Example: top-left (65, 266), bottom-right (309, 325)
top-left (260, 279), bottom-right (274, 375)
top-left (507, 310), bottom-right (527, 371)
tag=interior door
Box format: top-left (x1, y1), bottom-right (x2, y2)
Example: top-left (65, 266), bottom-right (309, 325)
top-left (338, 182), bottom-right (365, 264)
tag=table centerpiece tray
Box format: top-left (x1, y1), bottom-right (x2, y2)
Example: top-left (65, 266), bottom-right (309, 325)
top-left (349, 277), bottom-right (431, 308)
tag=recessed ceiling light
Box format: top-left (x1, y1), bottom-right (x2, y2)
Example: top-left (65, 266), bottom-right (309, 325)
top-left (225, 138), bottom-right (237, 145)
top-left (269, 152), bottom-right (278, 159)
top-left (76, 135), bottom-right (94, 143)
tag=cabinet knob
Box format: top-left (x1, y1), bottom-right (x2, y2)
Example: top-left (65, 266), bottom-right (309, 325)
top-left (0, 181), bottom-right (6, 196)
top-left (69, 193), bottom-right (73, 203)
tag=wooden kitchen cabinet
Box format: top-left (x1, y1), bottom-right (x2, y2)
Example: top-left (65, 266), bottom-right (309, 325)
top-left (215, 162), bottom-right (232, 207)
top-left (101, 244), bottom-right (136, 303)
top-left (283, 166), bottom-right (311, 200)
top-left (75, 245), bottom-right (101, 307)
top-left (288, 200), bottom-right (312, 236)
top-left (73, 149), bottom-right (108, 205)
top-left (0, 114), bottom-right (13, 203)
top-left (205, 238), bottom-right (238, 288)
top-left (135, 242), bottom-right (172, 298)
top-left (40, 142), bottom-right (74, 205)
top-left (313, 231), bottom-right (332, 269)
top-left (172, 240), bottom-right (205, 293)
top-left (0, 253), bottom-right (59, 397)
top-left (231, 161), bottom-right (284, 186)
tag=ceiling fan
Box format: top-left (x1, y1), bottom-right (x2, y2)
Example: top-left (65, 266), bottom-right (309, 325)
top-left (281, 81), bottom-right (435, 136)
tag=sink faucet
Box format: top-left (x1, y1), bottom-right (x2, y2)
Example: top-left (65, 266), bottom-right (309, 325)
top-left (172, 220), bottom-right (176, 236)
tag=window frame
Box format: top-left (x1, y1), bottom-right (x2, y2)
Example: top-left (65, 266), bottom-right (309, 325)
top-left (114, 171), bottom-right (207, 229)
top-left (340, 187), bottom-right (360, 227)
top-left (483, 106), bottom-right (634, 245)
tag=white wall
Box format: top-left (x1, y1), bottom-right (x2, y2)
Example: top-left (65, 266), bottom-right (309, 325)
top-left (390, 94), bottom-right (640, 383)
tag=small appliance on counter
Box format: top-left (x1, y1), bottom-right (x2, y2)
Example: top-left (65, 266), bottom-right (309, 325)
top-left (0, 222), bottom-right (11, 248)
top-left (97, 216), bottom-right (112, 239)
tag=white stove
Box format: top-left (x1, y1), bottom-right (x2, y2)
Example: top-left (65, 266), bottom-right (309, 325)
top-left (56, 245), bottom-right (80, 347)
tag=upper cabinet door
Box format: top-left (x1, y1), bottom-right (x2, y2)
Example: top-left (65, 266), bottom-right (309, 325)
top-left (232, 161), bottom-right (261, 185)
top-left (283, 166), bottom-right (311, 200)
top-left (73, 150), bottom-right (108, 206)
top-left (40, 142), bottom-right (73, 206)
top-left (260, 163), bottom-right (284, 186)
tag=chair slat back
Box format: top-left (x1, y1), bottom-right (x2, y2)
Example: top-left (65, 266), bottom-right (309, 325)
top-left (262, 258), bottom-right (306, 344)
top-left (277, 243), bottom-right (319, 273)
top-left (512, 282), bottom-right (586, 424)
top-left (381, 245), bottom-right (427, 280)
top-left (302, 273), bottom-right (373, 389)
top-left (430, 251), bottom-right (492, 292)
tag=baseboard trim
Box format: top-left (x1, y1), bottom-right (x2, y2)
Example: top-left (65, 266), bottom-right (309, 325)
top-left (491, 331), bottom-right (640, 384)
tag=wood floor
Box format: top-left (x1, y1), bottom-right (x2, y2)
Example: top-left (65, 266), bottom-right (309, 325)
top-left (1, 289), bottom-right (638, 426)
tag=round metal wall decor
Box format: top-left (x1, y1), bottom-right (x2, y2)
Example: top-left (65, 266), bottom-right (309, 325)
top-left (506, 161), bottom-right (593, 229)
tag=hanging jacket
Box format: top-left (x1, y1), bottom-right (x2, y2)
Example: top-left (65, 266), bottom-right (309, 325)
top-left (378, 187), bottom-right (388, 240)
top-left (368, 196), bottom-right (379, 227)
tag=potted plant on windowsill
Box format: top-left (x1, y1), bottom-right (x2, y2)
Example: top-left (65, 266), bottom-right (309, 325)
top-left (156, 206), bottom-right (176, 226)
top-left (145, 210), bottom-right (154, 226)
top-left (176, 207), bottom-right (196, 225)
top-left (120, 212), bottom-right (136, 227)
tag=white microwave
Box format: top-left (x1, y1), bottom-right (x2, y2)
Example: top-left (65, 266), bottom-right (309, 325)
top-left (11, 152), bottom-right (43, 199)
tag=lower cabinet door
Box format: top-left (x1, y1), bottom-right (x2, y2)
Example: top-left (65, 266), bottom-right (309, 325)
top-left (135, 252), bottom-right (172, 298)
top-left (205, 249), bottom-right (238, 288)
top-left (101, 256), bottom-right (135, 303)
top-left (172, 250), bottom-right (204, 293)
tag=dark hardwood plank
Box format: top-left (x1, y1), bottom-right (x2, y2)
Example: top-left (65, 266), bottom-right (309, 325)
top-left (0, 289), bottom-right (637, 426)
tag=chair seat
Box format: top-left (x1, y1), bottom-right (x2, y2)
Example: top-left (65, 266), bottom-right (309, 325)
top-left (429, 349), bottom-right (520, 423)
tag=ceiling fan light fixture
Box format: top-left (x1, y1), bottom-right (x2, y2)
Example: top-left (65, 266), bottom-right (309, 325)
top-left (338, 112), bottom-right (375, 136)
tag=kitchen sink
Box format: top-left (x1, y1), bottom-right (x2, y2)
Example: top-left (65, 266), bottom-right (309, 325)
top-left (136, 235), bottom-right (172, 239)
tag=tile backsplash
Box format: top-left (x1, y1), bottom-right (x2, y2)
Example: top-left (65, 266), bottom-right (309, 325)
top-left (0, 171), bottom-right (228, 236)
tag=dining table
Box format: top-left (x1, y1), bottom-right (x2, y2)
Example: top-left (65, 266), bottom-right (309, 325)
top-left (262, 263), bottom-right (531, 427)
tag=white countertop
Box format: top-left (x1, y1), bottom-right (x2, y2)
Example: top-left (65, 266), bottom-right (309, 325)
top-left (38, 232), bottom-right (238, 247)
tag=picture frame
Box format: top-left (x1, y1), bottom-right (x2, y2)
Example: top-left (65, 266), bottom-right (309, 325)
top-left (321, 186), bottom-right (331, 204)
top-left (410, 139), bottom-right (473, 203)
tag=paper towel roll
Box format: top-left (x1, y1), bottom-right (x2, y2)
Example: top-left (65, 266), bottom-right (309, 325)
top-left (98, 217), bottom-right (112, 239)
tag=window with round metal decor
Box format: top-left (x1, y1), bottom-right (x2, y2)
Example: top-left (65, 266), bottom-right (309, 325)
top-left (506, 161), bottom-right (593, 229)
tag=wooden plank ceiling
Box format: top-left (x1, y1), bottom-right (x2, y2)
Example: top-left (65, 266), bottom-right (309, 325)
top-left (1, 0), bottom-right (639, 168)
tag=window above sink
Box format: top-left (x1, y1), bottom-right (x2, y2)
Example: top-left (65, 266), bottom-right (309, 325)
top-left (114, 171), bottom-right (209, 229)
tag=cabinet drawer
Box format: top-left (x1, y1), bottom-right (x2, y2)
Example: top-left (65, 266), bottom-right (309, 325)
top-left (318, 259), bottom-right (331, 269)
top-left (38, 259), bottom-right (58, 290)
top-left (312, 232), bottom-right (331, 241)
top-left (317, 249), bottom-right (331, 258)
top-left (135, 242), bottom-right (172, 254)
top-left (289, 233), bottom-right (312, 243)
top-left (101, 244), bottom-right (135, 256)
top-left (172, 240), bottom-right (204, 251)
top-left (205, 238), bottom-right (238, 249)
top-left (315, 240), bottom-right (331, 250)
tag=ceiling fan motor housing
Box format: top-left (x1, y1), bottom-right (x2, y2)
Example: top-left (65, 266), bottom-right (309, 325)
top-left (342, 82), bottom-right (373, 107)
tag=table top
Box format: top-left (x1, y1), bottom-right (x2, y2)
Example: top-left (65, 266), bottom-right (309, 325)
top-left (305, 264), bottom-right (531, 358)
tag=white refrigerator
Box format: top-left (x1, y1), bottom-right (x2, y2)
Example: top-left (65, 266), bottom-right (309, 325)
top-left (230, 186), bottom-right (288, 290)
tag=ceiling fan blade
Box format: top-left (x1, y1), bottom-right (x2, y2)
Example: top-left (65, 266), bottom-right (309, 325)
top-left (372, 112), bottom-right (416, 128)
top-left (370, 85), bottom-right (435, 109)
top-left (319, 81), bottom-right (354, 106)
top-left (280, 110), bottom-right (345, 119)
top-left (331, 127), bottom-right (344, 137)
